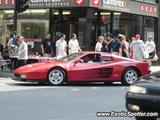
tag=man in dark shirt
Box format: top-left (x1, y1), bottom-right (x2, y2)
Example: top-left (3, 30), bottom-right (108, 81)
top-left (107, 33), bottom-right (114, 53)
top-left (106, 33), bottom-right (122, 56)
top-left (41, 33), bottom-right (53, 57)
top-left (112, 39), bottom-right (122, 55)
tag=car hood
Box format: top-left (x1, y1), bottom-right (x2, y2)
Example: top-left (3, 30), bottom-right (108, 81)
top-left (134, 75), bottom-right (160, 91)
top-left (135, 81), bottom-right (160, 88)
top-left (14, 61), bottom-right (67, 74)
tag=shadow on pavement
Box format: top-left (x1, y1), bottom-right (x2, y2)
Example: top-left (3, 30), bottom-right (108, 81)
top-left (6, 81), bottom-right (128, 87)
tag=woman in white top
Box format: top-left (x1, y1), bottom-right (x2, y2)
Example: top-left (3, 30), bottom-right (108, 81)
top-left (145, 36), bottom-right (156, 59)
top-left (56, 34), bottom-right (67, 59)
top-left (95, 36), bottom-right (104, 52)
top-left (68, 33), bottom-right (81, 55)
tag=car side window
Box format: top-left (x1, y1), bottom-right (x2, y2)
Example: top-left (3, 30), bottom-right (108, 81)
top-left (80, 54), bottom-right (102, 63)
top-left (102, 56), bottom-right (113, 62)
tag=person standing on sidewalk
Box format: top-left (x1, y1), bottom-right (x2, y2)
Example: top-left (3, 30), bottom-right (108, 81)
top-left (145, 36), bottom-right (156, 60)
top-left (16, 36), bottom-right (28, 68)
top-left (56, 34), bottom-right (67, 59)
top-left (41, 33), bottom-right (53, 57)
top-left (95, 36), bottom-right (104, 52)
top-left (68, 33), bottom-right (81, 55)
top-left (7, 34), bottom-right (16, 47)
top-left (130, 34), bottom-right (149, 62)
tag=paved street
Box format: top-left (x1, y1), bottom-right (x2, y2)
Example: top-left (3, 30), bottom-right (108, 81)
top-left (0, 77), bottom-right (136, 120)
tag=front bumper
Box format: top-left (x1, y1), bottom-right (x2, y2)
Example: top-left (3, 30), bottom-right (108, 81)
top-left (12, 77), bottom-right (45, 82)
top-left (126, 92), bottom-right (160, 113)
top-left (13, 72), bottom-right (47, 82)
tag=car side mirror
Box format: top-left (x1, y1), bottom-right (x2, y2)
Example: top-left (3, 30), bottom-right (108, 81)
top-left (74, 59), bottom-right (83, 64)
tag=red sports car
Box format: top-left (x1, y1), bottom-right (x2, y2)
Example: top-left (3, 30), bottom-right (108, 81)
top-left (13, 52), bottom-right (150, 85)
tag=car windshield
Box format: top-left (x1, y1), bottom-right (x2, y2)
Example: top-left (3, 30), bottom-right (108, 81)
top-left (58, 53), bottom-right (83, 62)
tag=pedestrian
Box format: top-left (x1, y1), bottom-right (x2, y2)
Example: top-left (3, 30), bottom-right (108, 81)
top-left (118, 34), bottom-right (129, 57)
top-left (101, 41), bottom-right (108, 52)
top-left (41, 33), bottom-right (53, 57)
top-left (95, 36), bottom-right (104, 52)
top-left (130, 34), bottom-right (149, 62)
top-left (106, 33), bottom-right (114, 53)
top-left (7, 34), bottom-right (16, 47)
top-left (145, 36), bottom-right (156, 60)
top-left (16, 36), bottom-right (28, 68)
top-left (107, 33), bottom-right (122, 56)
top-left (56, 34), bottom-right (67, 59)
top-left (68, 33), bottom-right (81, 55)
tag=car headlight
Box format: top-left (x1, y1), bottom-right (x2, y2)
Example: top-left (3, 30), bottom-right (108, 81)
top-left (20, 74), bottom-right (27, 78)
top-left (128, 85), bottom-right (147, 94)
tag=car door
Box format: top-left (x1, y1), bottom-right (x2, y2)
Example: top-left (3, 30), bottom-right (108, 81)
top-left (69, 53), bottom-right (111, 81)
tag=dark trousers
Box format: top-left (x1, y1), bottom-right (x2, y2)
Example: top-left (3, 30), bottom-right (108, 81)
top-left (16, 59), bottom-right (27, 69)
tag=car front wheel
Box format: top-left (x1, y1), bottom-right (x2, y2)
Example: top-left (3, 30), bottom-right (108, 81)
top-left (48, 68), bottom-right (66, 85)
top-left (122, 67), bottom-right (139, 85)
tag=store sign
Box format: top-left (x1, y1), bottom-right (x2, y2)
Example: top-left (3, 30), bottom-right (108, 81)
top-left (29, 0), bottom-right (70, 8)
top-left (91, 0), bottom-right (101, 7)
top-left (140, 4), bottom-right (157, 13)
top-left (102, 0), bottom-right (129, 12)
top-left (134, 0), bottom-right (156, 4)
top-left (72, 0), bottom-right (90, 6)
top-left (72, 0), bottom-right (85, 5)
top-left (101, 0), bottom-right (158, 17)
top-left (0, 0), bottom-right (15, 8)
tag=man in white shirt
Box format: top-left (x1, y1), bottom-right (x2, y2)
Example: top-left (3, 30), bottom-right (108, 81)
top-left (130, 34), bottom-right (148, 62)
top-left (145, 36), bottom-right (156, 59)
top-left (16, 36), bottom-right (28, 68)
top-left (68, 33), bottom-right (81, 55)
top-left (56, 34), bottom-right (67, 59)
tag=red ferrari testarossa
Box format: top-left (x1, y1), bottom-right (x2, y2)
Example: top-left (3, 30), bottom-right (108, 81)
top-left (13, 52), bottom-right (150, 85)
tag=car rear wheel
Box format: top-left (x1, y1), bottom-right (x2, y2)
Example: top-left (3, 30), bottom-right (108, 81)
top-left (48, 68), bottom-right (66, 86)
top-left (122, 67), bottom-right (139, 85)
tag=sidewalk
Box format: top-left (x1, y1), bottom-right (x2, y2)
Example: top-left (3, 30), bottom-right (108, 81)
top-left (0, 66), bottom-right (160, 78)
top-left (0, 72), bottom-right (13, 78)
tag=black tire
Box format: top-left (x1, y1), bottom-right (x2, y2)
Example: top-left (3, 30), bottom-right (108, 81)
top-left (48, 68), bottom-right (66, 86)
top-left (122, 67), bottom-right (139, 85)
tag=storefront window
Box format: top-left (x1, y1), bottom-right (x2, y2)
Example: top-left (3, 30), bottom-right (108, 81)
top-left (112, 13), bottom-right (143, 39)
top-left (21, 22), bottom-right (47, 39)
top-left (0, 9), bottom-right (49, 48)
top-left (99, 12), bottom-right (111, 36)
top-left (0, 10), bottom-right (14, 47)
top-left (144, 17), bottom-right (155, 41)
top-left (17, 9), bottom-right (49, 39)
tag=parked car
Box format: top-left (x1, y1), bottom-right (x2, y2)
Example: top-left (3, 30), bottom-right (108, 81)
top-left (126, 72), bottom-right (160, 120)
top-left (13, 51), bottom-right (150, 85)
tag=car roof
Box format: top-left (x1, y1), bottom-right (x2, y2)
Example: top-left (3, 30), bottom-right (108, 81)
top-left (79, 51), bottom-right (111, 55)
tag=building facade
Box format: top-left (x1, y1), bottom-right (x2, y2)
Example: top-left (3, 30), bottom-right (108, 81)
top-left (0, 0), bottom-right (159, 52)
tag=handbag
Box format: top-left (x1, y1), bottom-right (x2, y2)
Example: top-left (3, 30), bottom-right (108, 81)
top-left (152, 53), bottom-right (158, 61)
top-left (141, 45), bottom-right (149, 59)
